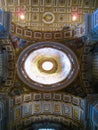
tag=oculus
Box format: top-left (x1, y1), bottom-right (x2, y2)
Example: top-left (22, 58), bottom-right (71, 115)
top-left (17, 42), bottom-right (79, 91)
top-left (37, 58), bottom-right (58, 74)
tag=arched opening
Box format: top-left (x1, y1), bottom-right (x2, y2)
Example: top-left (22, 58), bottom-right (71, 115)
top-left (24, 121), bottom-right (71, 130)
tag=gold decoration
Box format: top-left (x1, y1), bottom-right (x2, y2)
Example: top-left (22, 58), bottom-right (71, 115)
top-left (55, 105), bottom-right (60, 112)
top-left (34, 104), bottom-right (40, 112)
top-left (42, 12), bottom-right (55, 24)
top-left (37, 57), bottom-right (58, 74)
top-left (15, 108), bottom-right (21, 119)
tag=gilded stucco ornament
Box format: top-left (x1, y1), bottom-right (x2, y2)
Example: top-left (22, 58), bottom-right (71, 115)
top-left (42, 12), bottom-right (55, 24)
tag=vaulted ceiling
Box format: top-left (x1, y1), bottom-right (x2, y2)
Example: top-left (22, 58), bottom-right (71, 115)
top-left (0, 1), bottom-right (98, 130)
top-left (0, 0), bottom-right (98, 31)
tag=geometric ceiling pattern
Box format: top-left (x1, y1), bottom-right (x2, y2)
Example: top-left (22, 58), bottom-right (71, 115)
top-left (0, 1), bottom-right (98, 130)
top-left (0, 0), bottom-right (98, 31)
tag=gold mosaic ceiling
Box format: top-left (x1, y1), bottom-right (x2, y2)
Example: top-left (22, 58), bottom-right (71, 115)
top-left (0, 0), bottom-right (98, 31)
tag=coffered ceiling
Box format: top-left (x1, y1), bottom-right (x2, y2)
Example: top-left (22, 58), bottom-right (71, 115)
top-left (0, 0), bottom-right (98, 31)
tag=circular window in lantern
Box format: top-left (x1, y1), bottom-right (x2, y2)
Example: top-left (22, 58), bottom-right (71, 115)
top-left (17, 42), bottom-right (79, 91)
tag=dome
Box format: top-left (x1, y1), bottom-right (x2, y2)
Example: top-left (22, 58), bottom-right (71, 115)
top-left (17, 42), bottom-right (79, 91)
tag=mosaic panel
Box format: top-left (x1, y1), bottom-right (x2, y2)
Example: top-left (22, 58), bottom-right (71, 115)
top-left (22, 104), bottom-right (32, 117)
top-left (63, 104), bottom-right (72, 118)
top-left (32, 102), bottom-right (41, 114)
top-left (42, 102), bottom-right (52, 113)
top-left (72, 107), bottom-right (80, 121)
top-left (53, 102), bottom-right (62, 114)
top-left (14, 106), bottom-right (21, 120)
